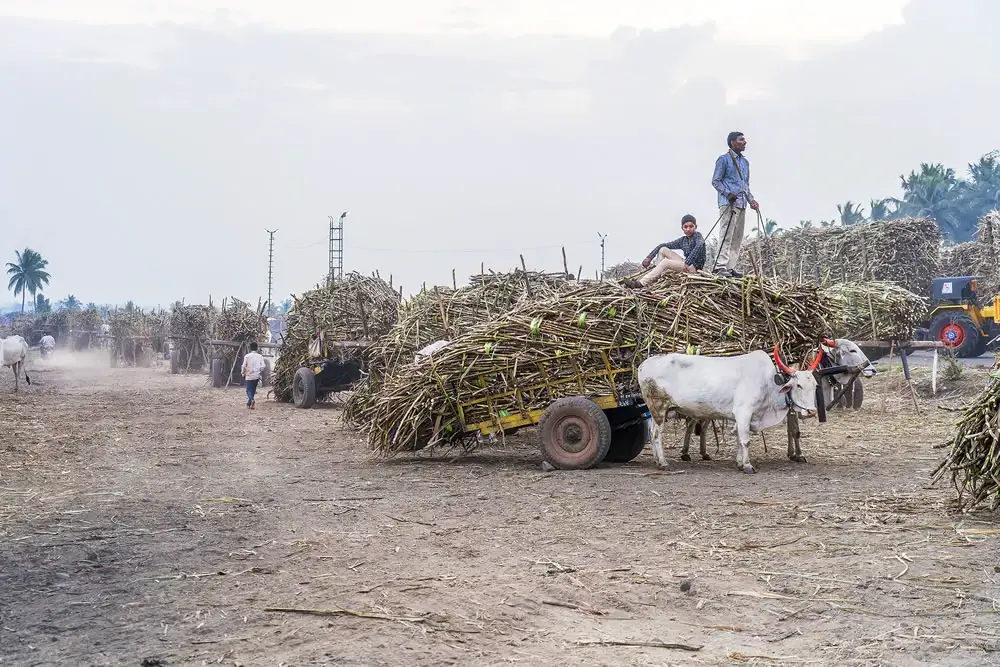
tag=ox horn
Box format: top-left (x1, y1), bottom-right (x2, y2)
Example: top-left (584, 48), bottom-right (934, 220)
top-left (807, 345), bottom-right (823, 371)
top-left (772, 344), bottom-right (793, 375)
top-left (822, 337), bottom-right (838, 348)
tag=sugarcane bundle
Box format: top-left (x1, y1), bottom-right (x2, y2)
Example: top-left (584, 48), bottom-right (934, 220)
top-left (217, 297), bottom-right (268, 342)
top-left (271, 272), bottom-right (400, 402)
top-left (604, 261), bottom-right (643, 279)
top-left (343, 269), bottom-right (573, 423)
top-left (11, 314), bottom-right (36, 339)
top-left (73, 305), bottom-right (103, 333)
top-left (108, 308), bottom-right (151, 365)
top-left (169, 303), bottom-right (217, 371)
top-left (820, 281), bottom-right (928, 341)
top-left (937, 211), bottom-right (1000, 297)
top-left (932, 352), bottom-right (1000, 512)
top-left (351, 273), bottom-right (833, 456)
top-left (740, 217), bottom-right (941, 296)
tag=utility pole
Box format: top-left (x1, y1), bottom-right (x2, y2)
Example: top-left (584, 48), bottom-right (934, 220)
top-left (265, 228), bottom-right (277, 315)
top-left (597, 232), bottom-right (607, 280)
top-left (328, 211), bottom-right (347, 284)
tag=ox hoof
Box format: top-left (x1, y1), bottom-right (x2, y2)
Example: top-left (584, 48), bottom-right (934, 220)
top-left (742, 465), bottom-right (756, 474)
top-left (656, 461), bottom-right (670, 471)
top-left (790, 455), bottom-right (808, 463)
top-left (680, 453), bottom-right (691, 462)
top-left (701, 454), bottom-right (712, 461)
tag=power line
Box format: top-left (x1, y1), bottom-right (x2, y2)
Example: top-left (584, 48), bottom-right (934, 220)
top-left (265, 228), bottom-right (277, 315)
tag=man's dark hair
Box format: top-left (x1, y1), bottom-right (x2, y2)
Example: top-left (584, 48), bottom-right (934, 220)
top-left (727, 131), bottom-right (744, 149)
top-left (681, 214), bottom-right (696, 225)
top-left (249, 342), bottom-right (258, 352)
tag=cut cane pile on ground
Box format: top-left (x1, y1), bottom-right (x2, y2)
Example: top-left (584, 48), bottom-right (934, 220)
top-left (933, 350), bottom-right (1000, 512)
top-left (346, 273), bottom-right (835, 455)
top-left (271, 272), bottom-right (400, 402)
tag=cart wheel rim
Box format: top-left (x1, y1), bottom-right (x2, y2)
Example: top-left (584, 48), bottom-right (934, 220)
top-left (940, 323), bottom-right (965, 347)
top-left (552, 415), bottom-right (593, 454)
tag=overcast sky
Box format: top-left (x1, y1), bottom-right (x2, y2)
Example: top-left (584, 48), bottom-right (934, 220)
top-left (0, 0), bottom-right (995, 308)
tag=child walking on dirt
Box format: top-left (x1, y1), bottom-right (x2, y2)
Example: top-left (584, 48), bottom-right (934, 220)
top-left (241, 342), bottom-right (266, 409)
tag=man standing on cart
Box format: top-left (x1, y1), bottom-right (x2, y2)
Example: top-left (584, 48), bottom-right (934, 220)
top-left (711, 131), bottom-right (759, 278)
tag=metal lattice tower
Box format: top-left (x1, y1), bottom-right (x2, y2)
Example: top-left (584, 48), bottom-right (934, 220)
top-left (328, 211), bottom-right (347, 284)
top-left (265, 229), bottom-right (277, 314)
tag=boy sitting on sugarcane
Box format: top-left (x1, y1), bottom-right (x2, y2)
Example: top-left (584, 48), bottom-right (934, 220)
top-left (624, 214), bottom-right (706, 289)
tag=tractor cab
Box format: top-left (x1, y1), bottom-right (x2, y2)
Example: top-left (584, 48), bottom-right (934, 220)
top-left (930, 276), bottom-right (980, 307)
top-left (925, 276), bottom-right (1000, 358)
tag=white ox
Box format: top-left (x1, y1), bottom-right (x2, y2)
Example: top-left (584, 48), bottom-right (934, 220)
top-left (639, 344), bottom-right (822, 474)
top-left (819, 338), bottom-right (877, 408)
top-left (1, 335), bottom-right (31, 392)
top-left (679, 337), bottom-right (875, 464)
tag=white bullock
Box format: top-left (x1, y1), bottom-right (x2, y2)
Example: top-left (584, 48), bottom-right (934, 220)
top-left (1, 335), bottom-right (31, 392)
top-left (639, 344), bottom-right (822, 473)
top-left (819, 338), bottom-right (877, 409)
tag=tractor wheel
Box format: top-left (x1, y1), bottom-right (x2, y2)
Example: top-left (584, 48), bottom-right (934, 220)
top-left (293, 367), bottom-right (317, 409)
top-left (537, 397), bottom-right (612, 470)
top-left (211, 358), bottom-right (224, 388)
top-left (931, 313), bottom-right (982, 358)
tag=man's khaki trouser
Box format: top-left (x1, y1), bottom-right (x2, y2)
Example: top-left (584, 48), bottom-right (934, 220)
top-left (713, 205), bottom-right (746, 271)
top-left (638, 248), bottom-right (687, 286)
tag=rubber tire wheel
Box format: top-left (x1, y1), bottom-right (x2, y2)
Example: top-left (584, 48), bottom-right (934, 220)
top-left (972, 337), bottom-right (990, 358)
top-left (851, 378), bottom-right (864, 410)
top-left (931, 313), bottom-right (981, 359)
top-left (537, 397), bottom-right (612, 470)
top-left (293, 367), bottom-right (317, 409)
top-left (603, 422), bottom-right (647, 463)
top-left (261, 358), bottom-right (272, 386)
top-left (170, 349), bottom-right (180, 375)
top-left (211, 358), bottom-right (224, 388)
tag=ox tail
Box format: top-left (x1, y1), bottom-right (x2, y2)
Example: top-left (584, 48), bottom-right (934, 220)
top-left (24, 372), bottom-right (30, 385)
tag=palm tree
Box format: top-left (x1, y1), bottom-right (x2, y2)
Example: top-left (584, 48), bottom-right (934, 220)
top-left (6, 248), bottom-right (51, 313)
top-left (762, 218), bottom-right (780, 236)
top-left (797, 220), bottom-right (813, 229)
top-left (35, 293), bottom-right (52, 315)
top-left (896, 162), bottom-right (972, 240)
top-left (962, 153), bottom-right (1000, 220)
top-left (837, 200), bottom-right (865, 226)
top-left (869, 198), bottom-right (896, 221)
top-left (60, 294), bottom-right (82, 311)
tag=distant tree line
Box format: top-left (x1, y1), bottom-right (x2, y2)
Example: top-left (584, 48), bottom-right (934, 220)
top-left (756, 150), bottom-right (1000, 241)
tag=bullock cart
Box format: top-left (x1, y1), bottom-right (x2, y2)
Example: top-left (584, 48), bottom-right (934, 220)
top-left (208, 339), bottom-right (278, 389)
top-left (433, 343), bottom-right (859, 471)
top-left (109, 335), bottom-right (154, 368)
top-left (291, 339), bottom-right (370, 408)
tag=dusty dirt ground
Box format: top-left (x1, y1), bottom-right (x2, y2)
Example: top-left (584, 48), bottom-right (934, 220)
top-left (2, 352), bottom-right (999, 667)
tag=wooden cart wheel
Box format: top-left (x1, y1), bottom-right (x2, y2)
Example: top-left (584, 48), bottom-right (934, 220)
top-left (211, 358), bottom-right (224, 388)
top-left (293, 367), bottom-right (317, 409)
top-left (537, 397), bottom-right (612, 470)
top-left (852, 378), bottom-right (864, 410)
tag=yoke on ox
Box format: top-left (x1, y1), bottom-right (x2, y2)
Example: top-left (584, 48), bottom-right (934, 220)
top-left (639, 344), bottom-right (822, 474)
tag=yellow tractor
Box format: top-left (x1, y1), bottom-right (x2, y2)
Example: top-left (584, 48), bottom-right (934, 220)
top-left (923, 276), bottom-right (1000, 358)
